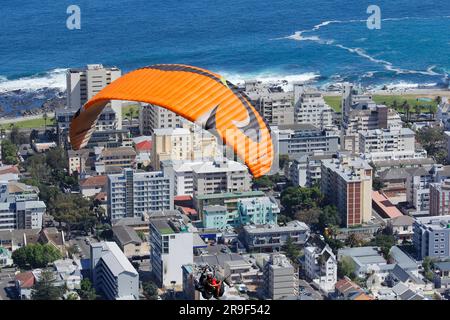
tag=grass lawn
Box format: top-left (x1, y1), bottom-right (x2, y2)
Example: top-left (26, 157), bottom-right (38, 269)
top-left (323, 96), bottom-right (342, 112)
top-left (0, 117), bottom-right (55, 130)
top-left (324, 94), bottom-right (439, 113)
top-left (122, 104), bottom-right (140, 120)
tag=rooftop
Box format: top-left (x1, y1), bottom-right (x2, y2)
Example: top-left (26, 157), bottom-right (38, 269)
top-left (243, 220), bottom-right (310, 234)
top-left (91, 242), bottom-right (137, 276)
top-left (112, 225), bottom-right (142, 245)
top-left (195, 191), bottom-right (265, 201)
top-left (372, 191), bottom-right (403, 219)
top-left (79, 175), bottom-right (108, 188)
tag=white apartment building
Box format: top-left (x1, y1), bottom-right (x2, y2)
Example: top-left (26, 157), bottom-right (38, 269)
top-left (66, 64), bottom-right (122, 129)
top-left (90, 241), bottom-right (139, 300)
top-left (151, 125), bottom-right (219, 170)
top-left (263, 253), bottom-right (297, 299)
top-left (139, 104), bottom-right (182, 135)
top-left (246, 88), bottom-right (295, 126)
top-left (0, 182), bottom-right (46, 230)
top-left (413, 215), bottom-right (450, 260)
top-left (107, 169), bottom-right (174, 221)
top-left (293, 84), bottom-right (334, 129)
top-left (161, 160), bottom-right (205, 196)
top-left (192, 160), bottom-right (251, 196)
top-left (406, 166), bottom-right (434, 215)
top-left (321, 155), bottom-right (373, 227)
top-left (150, 218), bottom-right (193, 287)
top-left (304, 244), bottom-right (337, 293)
top-left (287, 151), bottom-right (335, 187)
top-left (359, 128), bottom-right (415, 154)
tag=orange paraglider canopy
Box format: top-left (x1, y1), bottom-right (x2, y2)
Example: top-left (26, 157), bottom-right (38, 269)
top-left (69, 64), bottom-right (273, 177)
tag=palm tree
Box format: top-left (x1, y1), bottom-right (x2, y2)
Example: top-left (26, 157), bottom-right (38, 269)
top-left (43, 113), bottom-right (48, 132)
top-left (414, 105), bottom-right (421, 117)
top-left (402, 101), bottom-right (410, 122)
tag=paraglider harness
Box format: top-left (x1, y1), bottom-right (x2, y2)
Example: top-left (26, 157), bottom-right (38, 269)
top-left (194, 265), bottom-right (229, 300)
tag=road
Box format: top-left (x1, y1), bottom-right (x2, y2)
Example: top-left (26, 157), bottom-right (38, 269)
top-left (67, 235), bottom-right (98, 259)
top-left (298, 279), bottom-right (323, 300)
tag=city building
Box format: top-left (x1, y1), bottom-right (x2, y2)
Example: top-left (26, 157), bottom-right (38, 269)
top-left (241, 220), bottom-right (310, 252)
top-left (79, 175), bottom-right (107, 197)
top-left (287, 151), bottom-right (335, 187)
top-left (90, 241), bottom-right (139, 300)
top-left (413, 215), bottom-right (450, 260)
top-left (150, 217), bottom-right (194, 287)
top-left (94, 146), bottom-right (137, 175)
top-left (139, 104), bottom-right (182, 135)
top-left (57, 107), bottom-right (132, 149)
top-left (0, 181), bottom-right (46, 230)
top-left (304, 244), bottom-right (337, 293)
top-left (66, 64), bottom-right (122, 129)
top-left (112, 225), bottom-right (148, 258)
top-left (430, 179), bottom-right (450, 216)
top-left (334, 276), bottom-right (374, 300)
top-left (194, 190), bottom-right (265, 220)
top-left (68, 149), bottom-right (91, 175)
top-left (263, 253), bottom-right (298, 299)
top-left (293, 84), bottom-right (334, 129)
top-left (358, 127), bottom-right (416, 156)
top-left (202, 196), bottom-right (279, 229)
top-left (389, 215), bottom-right (415, 243)
top-left (246, 85), bottom-right (295, 126)
top-left (273, 124), bottom-right (339, 158)
top-left (192, 160), bottom-right (251, 196)
top-left (107, 169), bottom-right (174, 221)
top-left (151, 125), bottom-right (219, 170)
top-left (161, 160), bottom-right (205, 196)
top-left (340, 84), bottom-right (402, 153)
top-left (0, 246), bottom-right (12, 267)
top-left (338, 247), bottom-right (393, 281)
top-left (405, 166), bottom-right (434, 215)
top-left (321, 155), bottom-right (373, 227)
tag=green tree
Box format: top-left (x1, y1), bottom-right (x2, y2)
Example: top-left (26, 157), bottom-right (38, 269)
top-left (252, 175), bottom-right (274, 190)
top-left (337, 257), bottom-right (356, 279)
top-left (422, 256), bottom-right (435, 282)
top-left (283, 236), bottom-right (300, 263)
top-left (31, 269), bottom-right (64, 300)
top-left (1, 139), bottom-right (18, 165)
top-left (369, 233), bottom-right (396, 259)
top-left (66, 292), bottom-right (79, 300)
top-left (345, 233), bottom-right (362, 248)
top-left (12, 243), bottom-right (62, 270)
top-left (142, 281), bottom-right (159, 300)
top-left (77, 279), bottom-right (97, 300)
top-left (372, 176), bottom-right (386, 191)
top-left (279, 154), bottom-right (290, 170)
top-left (281, 185), bottom-right (323, 217)
top-left (416, 126), bottom-right (447, 163)
top-left (318, 205), bottom-right (341, 230)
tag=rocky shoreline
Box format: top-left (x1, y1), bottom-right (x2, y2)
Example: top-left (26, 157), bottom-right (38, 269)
top-left (0, 87), bottom-right (65, 119)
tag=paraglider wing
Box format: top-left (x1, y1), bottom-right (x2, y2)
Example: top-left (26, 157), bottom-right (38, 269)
top-left (69, 64), bottom-right (273, 177)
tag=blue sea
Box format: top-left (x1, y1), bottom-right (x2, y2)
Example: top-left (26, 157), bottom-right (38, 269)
top-left (0, 0), bottom-right (449, 95)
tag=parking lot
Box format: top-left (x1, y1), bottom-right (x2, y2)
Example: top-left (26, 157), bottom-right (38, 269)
top-left (299, 279), bottom-right (323, 300)
top-left (67, 235), bottom-right (98, 259)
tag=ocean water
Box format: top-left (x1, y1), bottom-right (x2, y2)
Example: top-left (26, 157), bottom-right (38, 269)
top-left (0, 0), bottom-right (449, 94)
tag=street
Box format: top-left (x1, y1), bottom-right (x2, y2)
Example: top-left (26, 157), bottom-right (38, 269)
top-left (298, 279), bottom-right (323, 300)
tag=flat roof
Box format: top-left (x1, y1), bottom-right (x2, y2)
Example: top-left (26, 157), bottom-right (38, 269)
top-left (196, 191), bottom-right (265, 200)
